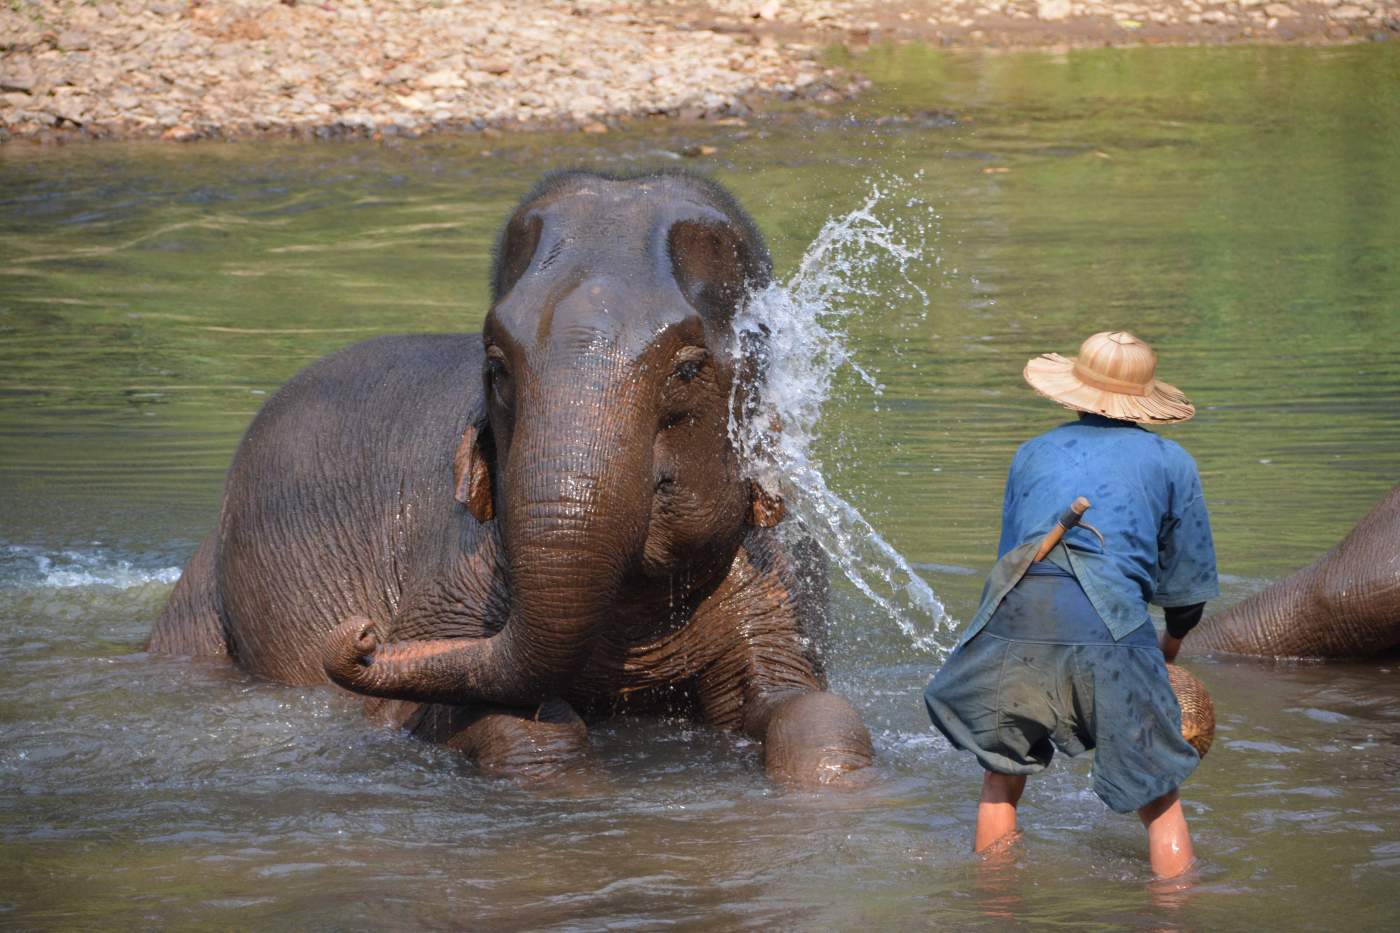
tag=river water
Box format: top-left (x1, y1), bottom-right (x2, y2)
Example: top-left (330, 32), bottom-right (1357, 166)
top-left (2, 44), bottom-right (1398, 930)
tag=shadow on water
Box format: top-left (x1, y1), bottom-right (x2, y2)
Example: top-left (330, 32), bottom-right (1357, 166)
top-left (1, 43), bottom-right (1398, 929)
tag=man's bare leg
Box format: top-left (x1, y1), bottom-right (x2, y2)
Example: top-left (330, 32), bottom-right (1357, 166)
top-left (1138, 790), bottom-right (1195, 878)
top-left (975, 771), bottom-right (1027, 852)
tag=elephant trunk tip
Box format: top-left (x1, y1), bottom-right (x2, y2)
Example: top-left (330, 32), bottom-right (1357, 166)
top-left (322, 615), bottom-right (378, 686)
top-left (352, 620), bottom-right (379, 656)
top-left (321, 616), bottom-right (540, 707)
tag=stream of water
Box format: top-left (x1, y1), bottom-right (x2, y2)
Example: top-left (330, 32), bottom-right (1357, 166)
top-left (732, 177), bottom-right (954, 654)
top-left (2, 43), bottom-right (1398, 930)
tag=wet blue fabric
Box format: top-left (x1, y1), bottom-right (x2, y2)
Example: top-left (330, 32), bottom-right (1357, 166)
top-left (924, 563), bottom-right (1200, 813)
top-left (969, 414), bottom-right (1220, 643)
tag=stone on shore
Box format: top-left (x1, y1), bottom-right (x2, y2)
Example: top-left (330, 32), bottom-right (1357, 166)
top-left (2, 71), bottom-right (35, 94)
top-left (3, 1), bottom-right (1397, 144)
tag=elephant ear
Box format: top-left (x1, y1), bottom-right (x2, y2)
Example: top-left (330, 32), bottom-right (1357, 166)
top-left (453, 420), bottom-right (495, 522)
top-left (668, 220), bottom-right (767, 320)
top-left (490, 210), bottom-right (545, 301)
top-left (669, 201), bottom-right (782, 525)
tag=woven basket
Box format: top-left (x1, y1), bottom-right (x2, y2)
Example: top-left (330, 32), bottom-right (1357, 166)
top-left (1167, 662), bottom-right (1215, 759)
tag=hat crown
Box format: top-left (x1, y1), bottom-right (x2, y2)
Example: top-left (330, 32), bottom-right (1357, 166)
top-left (1022, 330), bottom-right (1194, 424)
top-left (1074, 331), bottom-right (1157, 392)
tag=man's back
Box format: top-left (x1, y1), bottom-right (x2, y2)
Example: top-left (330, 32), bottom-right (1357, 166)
top-left (997, 414), bottom-right (1217, 624)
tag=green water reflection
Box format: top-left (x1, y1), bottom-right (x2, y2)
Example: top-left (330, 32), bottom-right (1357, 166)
top-left (1, 42), bottom-right (1397, 929)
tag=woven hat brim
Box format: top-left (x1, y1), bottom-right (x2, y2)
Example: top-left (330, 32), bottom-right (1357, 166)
top-left (1023, 353), bottom-right (1195, 424)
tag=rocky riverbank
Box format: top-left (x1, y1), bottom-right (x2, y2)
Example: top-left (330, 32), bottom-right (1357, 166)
top-left (2, 1), bottom-right (1397, 145)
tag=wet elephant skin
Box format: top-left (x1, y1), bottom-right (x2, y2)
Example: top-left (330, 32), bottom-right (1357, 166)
top-left (1189, 482), bottom-right (1400, 659)
top-left (149, 171), bottom-right (875, 784)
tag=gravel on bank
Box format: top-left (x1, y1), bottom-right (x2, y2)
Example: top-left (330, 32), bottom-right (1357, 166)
top-left (693, 0), bottom-right (1400, 47)
top-left (2, 1), bottom-right (1397, 145)
top-left (0, 0), bottom-right (859, 143)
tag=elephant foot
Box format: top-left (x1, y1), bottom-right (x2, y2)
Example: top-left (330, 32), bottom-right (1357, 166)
top-left (410, 698), bottom-right (590, 779)
top-left (753, 690), bottom-right (875, 788)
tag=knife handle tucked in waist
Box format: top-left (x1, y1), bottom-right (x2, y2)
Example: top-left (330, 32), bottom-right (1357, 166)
top-left (1033, 496), bottom-right (1091, 562)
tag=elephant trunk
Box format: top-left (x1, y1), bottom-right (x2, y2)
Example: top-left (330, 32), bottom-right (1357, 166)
top-left (324, 357), bottom-right (650, 705)
top-left (1189, 485), bottom-right (1400, 659)
top-left (323, 618), bottom-right (530, 705)
top-left (1187, 563), bottom-right (1325, 657)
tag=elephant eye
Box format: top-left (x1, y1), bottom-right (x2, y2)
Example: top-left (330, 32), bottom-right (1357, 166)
top-left (485, 346), bottom-right (513, 407)
top-left (485, 346), bottom-right (509, 379)
top-left (671, 347), bottom-right (709, 384)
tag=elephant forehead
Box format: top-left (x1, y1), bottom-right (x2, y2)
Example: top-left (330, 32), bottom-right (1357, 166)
top-left (543, 177), bottom-right (727, 227)
top-left (532, 191), bottom-right (733, 269)
top-left (496, 273), bottom-right (700, 361)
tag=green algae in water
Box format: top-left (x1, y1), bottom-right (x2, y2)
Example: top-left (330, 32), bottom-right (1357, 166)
top-left (1, 43), bottom-right (1399, 930)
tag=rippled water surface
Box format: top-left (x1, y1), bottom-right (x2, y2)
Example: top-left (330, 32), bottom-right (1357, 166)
top-left (3, 44), bottom-right (1399, 929)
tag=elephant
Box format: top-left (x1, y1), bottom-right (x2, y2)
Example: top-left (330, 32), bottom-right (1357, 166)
top-left (1187, 482), bottom-right (1400, 659)
top-left (149, 170), bottom-right (875, 785)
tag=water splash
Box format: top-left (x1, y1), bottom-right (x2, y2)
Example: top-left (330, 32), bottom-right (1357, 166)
top-left (0, 544), bottom-right (181, 590)
top-left (731, 180), bottom-right (954, 655)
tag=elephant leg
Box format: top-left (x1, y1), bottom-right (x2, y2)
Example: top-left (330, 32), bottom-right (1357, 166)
top-left (405, 698), bottom-right (590, 778)
top-left (687, 535), bottom-right (875, 787)
top-left (148, 529), bottom-right (228, 657)
top-left (740, 688), bottom-right (875, 787)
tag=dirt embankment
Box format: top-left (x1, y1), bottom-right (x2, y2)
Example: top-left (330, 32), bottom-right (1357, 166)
top-left (2, 1), bottom-right (1397, 145)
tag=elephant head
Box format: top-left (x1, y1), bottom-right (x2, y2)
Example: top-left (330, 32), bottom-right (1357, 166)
top-left (323, 171), bottom-right (783, 705)
top-left (1188, 482), bottom-right (1400, 658)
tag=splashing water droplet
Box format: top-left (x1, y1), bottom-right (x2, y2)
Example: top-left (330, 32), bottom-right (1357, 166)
top-left (0, 543), bottom-right (181, 590)
top-left (731, 180), bottom-right (955, 656)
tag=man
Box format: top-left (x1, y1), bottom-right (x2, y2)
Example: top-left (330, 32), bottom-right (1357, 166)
top-left (925, 331), bottom-right (1217, 879)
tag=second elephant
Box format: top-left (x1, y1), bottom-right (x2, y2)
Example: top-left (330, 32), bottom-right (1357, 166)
top-left (1188, 482), bottom-right (1400, 659)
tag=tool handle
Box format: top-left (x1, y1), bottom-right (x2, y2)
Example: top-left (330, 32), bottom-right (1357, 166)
top-left (1033, 496), bottom-right (1091, 562)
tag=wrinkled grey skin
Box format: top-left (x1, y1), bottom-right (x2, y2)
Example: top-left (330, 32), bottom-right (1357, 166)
top-left (150, 171), bottom-right (875, 784)
top-left (1189, 482), bottom-right (1400, 659)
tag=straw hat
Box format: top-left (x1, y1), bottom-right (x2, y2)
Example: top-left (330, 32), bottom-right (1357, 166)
top-left (1023, 331), bottom-right (1194, 424)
